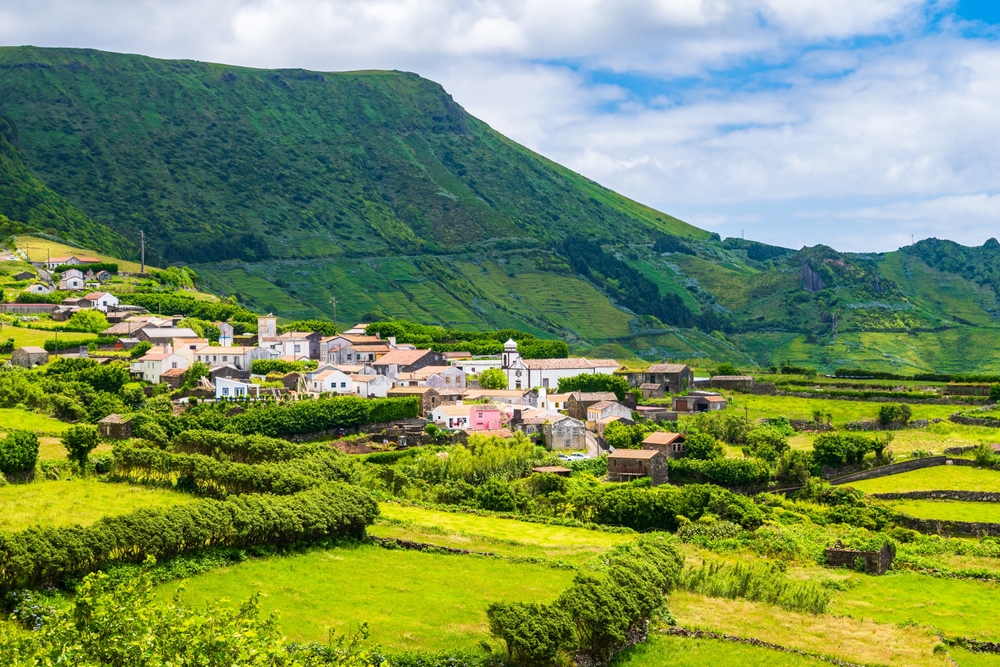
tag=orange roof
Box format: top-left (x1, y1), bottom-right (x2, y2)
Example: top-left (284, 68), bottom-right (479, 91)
top-left (642, 432), bottom-right (684, 445)
top-left (524, 358), bottom-right (620, 370)
top-left (609, 449), bottom-right (661, 459)
top-left (374, 349), bottom-right (437, 366)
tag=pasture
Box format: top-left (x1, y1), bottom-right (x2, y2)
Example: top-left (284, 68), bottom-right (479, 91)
top-left (0, 408), bottom-right (69, 435)
top-left (846, 466), bottom-right (1000, 494)
top-left (0, 478), bottom-right (193, 531)
top-left (157, 542), bottom-right (576, 652)
top-left (612, 632), bottom-right (834, 667)
top-left (725, 394), bottom-right (960, 426)
top-left (878, 498), bottom-right (1000, 523)
top-left (373, 503), bottom-right (634, 563)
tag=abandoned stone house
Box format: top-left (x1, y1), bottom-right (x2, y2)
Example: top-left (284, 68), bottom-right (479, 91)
top-left (11, 346), bottom-right (49, 368)
top-left (825, 540), bottom-right (896, 575)
top-left (98, 414), bottom-right (134, 439)
top-left (607, 449), bottom-right (669, 485)
top-left (637, 363), bottom-right (694, 394)
top-left (641, 431), bottom-right (687, 458)
top-left (709, 375), bottom-right (755, 391)
top-left (672, 392), bottom-right (728, 413)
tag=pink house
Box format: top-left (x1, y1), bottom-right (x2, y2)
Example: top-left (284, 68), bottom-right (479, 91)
top-left (470, 404), bottom-right (502, 430)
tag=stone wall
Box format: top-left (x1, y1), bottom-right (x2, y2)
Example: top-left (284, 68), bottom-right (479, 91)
top-left (950, 413), bottom-right (1000, 428)
top-left (872, 490), bottom-right (1000, 502)
top-left (896, 515), bottom-right (1000, 538)
top-left (825, 542), bottom-right (895, 575)
top-left (843, 419), bottom-right (929, 431)
top-left (829, 456), bottom-right (974, 485)
top-left (789, 419), bottom-right (834, 432)
top-left (745, 382), bottom-right (777, 396)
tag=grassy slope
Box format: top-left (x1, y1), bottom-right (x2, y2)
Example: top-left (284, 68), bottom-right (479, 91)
top-left (612, 633), bottom-right (833, 667)
top-left (846, 466), bottom-right (1000, 493)
top-left (0, 478), bottom-right (192, 531)
top-left (158, 543), bottom-right (575, 652)
top-left (878, 498), bottom-right (1000, 523)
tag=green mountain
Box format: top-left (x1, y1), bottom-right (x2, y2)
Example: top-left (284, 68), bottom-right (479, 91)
top-left (1, 46), bottom-right (1000, 373)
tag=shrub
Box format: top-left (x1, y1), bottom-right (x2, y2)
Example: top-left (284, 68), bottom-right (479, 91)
top-left (991, 384), bottom-right (1000, 402)
top-left (557, 373), bottom-right (632, 401)
top-left (486, 602), bottom-right (577, 667)
top-left (129, 341), bottom-right (153, 359)
top-left (668, 457), bottom-right (771, 488)
top-left (478, 368), bottom-right (508, 390)
top-left (61, 424), bottom-right (100, 474)
top-left (683, 431), bottom-right (724, 460)
top-left (66, 309), bottom-right (109, 333)
top-left (250, 359), bottom-right (308, 375)
top-left (475, 478), bottom-right (527, 512)
top-left (0, 430), bottom-right (39, 476)
top-left (714, 362), bottom-right (738, 376)
top-left (745, 425), bottom-right (789, 463)
top-left (878, 403), bottom-right (912, 425)
top-left (762, 416), bottom-right (796, 436)
top-left (812, 433), bottom-right (877, 467)
top-left (225, 395), bottom-right (420, 437)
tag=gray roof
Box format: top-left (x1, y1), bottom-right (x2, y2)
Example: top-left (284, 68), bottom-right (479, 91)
top-left (140, 327), bottom-right (199, 339)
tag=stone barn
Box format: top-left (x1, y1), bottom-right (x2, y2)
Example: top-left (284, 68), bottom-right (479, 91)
top-left (825, 540), bottom-right (895, 575)
top-left (11, 346), bottom-right (49, 368)
top-left (98, 414), bottom-right (134, 439)
top-left (607, 449), bottom-right (669, 486)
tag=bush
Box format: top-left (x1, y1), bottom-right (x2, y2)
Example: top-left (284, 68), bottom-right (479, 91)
top-left (250, 359), bottom-right (308, 375)
top-left (61, 424), bottom-right (100, 474)
top-left (478, 368), bottom-right (508, 390)
top-left (486, 602), bottom-right (577, 667)
top-left (475, 478), bottom-right (527, 512)
top-left (0, 483), bottom-right (377, 590)
top-left (557, 373), bottom-right (631, 401)
top-left (225, 395), bottom-right (420, 437)
top-left (129, 341), bottom-right (153, 359)
top-left (0, 430), bottom-right (39, 476)
top-left (668, 457), bottom-right (771, 488)
top-left (812, 433), bottom-right (877, 467)
top-left (878, 403), bottom-right (912, 425)
top-left (745, 425), bottom-right (789, 463)
top-left (991, 384), bottom-right (1000, 402)
top-left (683, 431), bottom-right (723, 460)
top-left (66, 309), bottom-right (109, 333)
top-left (714, 362), bottom-right (738, 376)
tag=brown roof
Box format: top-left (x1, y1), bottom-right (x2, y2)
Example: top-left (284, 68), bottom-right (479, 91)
top-left (341, 334), bottom-right (381, 343)
top-left (98, 413), bottom-right (132, 424)
top-left (639, 383), bottom-right (662, 390)
top-left (373, 349), bottom-right (436, 366)
top-left (588, 400), bottom-right (623, 412)
top-left (160, 367), bottom-right (187, 377)
top-left (647, 363), bottom-right (690, 373)
top-left (351, 344), bottom-right (391, 352)
top-left (387, 386), bottom-right (438, 395)
top-left (571, 392), bottom-right (618, 402)
top-left (609, 449), bottom-right (661, 460)
top-left (17, 346), bottom-right (47, 354)
top-left (443, 351), bottom-right (472, 359)
top-left (643, 432), bottom-right (684, 445)
top-left (533, 466), bottom-right (573, 474)
top-left (523, 358), bottom-right (620, 370)
top-left (705, 396), bottom-right (728, 403)
top-left (712, 375), bottom-right (754, 381)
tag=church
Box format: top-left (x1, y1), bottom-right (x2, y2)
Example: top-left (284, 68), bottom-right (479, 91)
top-left (500, 339), bottom-right (620, 391)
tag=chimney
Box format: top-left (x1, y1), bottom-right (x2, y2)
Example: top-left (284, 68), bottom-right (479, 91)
top-left (388, 336), bottom-right (396, 348)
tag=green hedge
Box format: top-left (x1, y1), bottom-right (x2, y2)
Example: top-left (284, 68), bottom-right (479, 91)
top-left (668, 457), bottom-right (771, 487)
top-left (0, 483), bottom-right (378, 590)
top-left (250, 359), bottom-right (308, 375)
top-left (113, 444), bottom-right (359, 496)
top-left (225, 395), bottom-right (420, 438)
top-left (170, 430), bottom-right (327, 464)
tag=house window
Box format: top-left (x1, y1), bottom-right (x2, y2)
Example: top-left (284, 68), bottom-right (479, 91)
top-left (347, 353), bottom-right (353, 360)
top-left (222, 387), bottom-right (230, 396)
top-left (294, 344), bottom-right (301, 353)
top-left (542, 378), bottom-right (549, 387)
top-left (171, 362), bottom-right (178, 369)
top-left (213, 356), bottom-right (217, 362)
top-left (223, 356), bottom-right (228, 362)
top-left (340, 382), bottom-right (346, 388)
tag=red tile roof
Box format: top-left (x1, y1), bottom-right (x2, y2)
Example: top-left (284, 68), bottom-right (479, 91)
top-left (374, 349), bottom-right (436, 366)
top-left (609, 449), bottom-right (661, 459)
top-left (642, 432), bottom-right (684, 446)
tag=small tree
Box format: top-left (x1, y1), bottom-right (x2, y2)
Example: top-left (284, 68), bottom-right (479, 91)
top-left (67, 309), bottom-right (109, 333)
top-left (714, 362), bottom-right (738, 376)
top-left (683, 431), bottom-right (724, 460)
top-left (183, 361), bottom-right (210, 390)
top-left (0, 429), bottom-right (40, 477)
top-left (62, 424), bottom-right (100, 475)
top-left (479, 368), bottom-right (509, 390)
top-left (129, 341), bottom-right (153, 359)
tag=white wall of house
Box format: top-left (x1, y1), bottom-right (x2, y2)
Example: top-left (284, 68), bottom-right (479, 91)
top-left (216, 377), bottom-right (258, 400)
top-left (353, 374), bottom-right (391, 398)
top-left (140, 353), bottom-right (189, 384)
top-left (451, 358), bottom-right (502, 374)
top-left (90, 293), bottom-right (120, 312)
top-left (310, 369), bottom-right (355, 394)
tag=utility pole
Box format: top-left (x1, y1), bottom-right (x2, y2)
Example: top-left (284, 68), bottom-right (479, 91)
top-left (140, 230), bottom-right (145, 273)
top-left (330, 297), bottom-right (337, 333)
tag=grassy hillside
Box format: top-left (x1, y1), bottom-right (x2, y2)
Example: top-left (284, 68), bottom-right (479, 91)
top-left (2, 46), bottom-right (1000, 370)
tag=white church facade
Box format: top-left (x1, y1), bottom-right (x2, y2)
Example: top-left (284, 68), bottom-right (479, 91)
top-left (500, 339), bottom-right (620, 391)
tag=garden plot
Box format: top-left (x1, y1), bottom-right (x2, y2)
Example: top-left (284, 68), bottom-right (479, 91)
top-left (0, 478), bottom-right (193, 531)
top-left (157, 542), bottom-right (576, 652)
top-left (846, 466), bottom-right (1000, 494)
top-left (372, 503), bottom-right (635, 563)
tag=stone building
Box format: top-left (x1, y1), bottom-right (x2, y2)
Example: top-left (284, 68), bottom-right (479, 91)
top-left (641, 431), bottom-right (687, 458)
top-left (709, 375), bottom-right (755, 391)
top-left (98, 414), bottom-right (134, 439)
top-left (11, 346), bottom-right (49, 368)
top-left (825, 540), bottom-right (895, 575)
top-left (607, 449), bottom-right (669, 485)
top-left (566, 391), bottom-right (618, 420)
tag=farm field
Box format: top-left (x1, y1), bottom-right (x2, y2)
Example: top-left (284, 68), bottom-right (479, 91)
top-left (0, 478), bottom-right (193, 531)
top-left (786, 422), bottom-right (1000, 456)
top-left (15, 235), bottom-right (144, 272)
top-left (0, 327), bottom-right (94, 356)
top-left (373, 503), bottom-right (635, 563)
top-left (611, 632), bottom-right (834, 667)
top-left (830, 571), bottom-right (1000, 642)
top-left (725, 393), bottom-right (961, 426)
top-left (157, 542), bottom-right (577, 652)
top-left (878, 498), bottom-right (1000, 523)
top-left (0, 408), bottom-right (70, 434)
top-left (669, 591), bottom-right (949, 667)
top-left (846, 466), bottom-right (1000, 494)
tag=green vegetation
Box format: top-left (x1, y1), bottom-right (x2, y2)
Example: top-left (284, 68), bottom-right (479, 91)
top-left (0, 478), bottom-right (191, 532)
top-left (160, 543), bottom-right (576, 652)
top-left (0, 408), bottom-right (68, 434)
top-left (878, 499), bottom-right (1000, 523)
top-left (847, 467), bottom-right (1000, 494)
top-left (613, 633), bottom-right (835, 667)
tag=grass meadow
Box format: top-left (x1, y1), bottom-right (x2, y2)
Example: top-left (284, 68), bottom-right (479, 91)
top-left (669, 591), bottom-right (949, 667)
top-left (0, 408), bottom-right (69, 434)
top-left (725, 394), bottom-right (961, 426)
top-left (0, 327), bottom-right (94, 358)
top-left (16, 236), bottom-right (144, 272)
top-left (373, 503), bottom-right (634, 564)
top-left (846, 466), bottom-right (1000, 494)
top-left (611, 632), bottom-right (834, 667)
top-left (878, 499), bottom-right (1000, 523)
top-left (830, 571), bottom-right (1000, 642)
top-left (157, 543), bottom-right (576, 652)
top-left (0, 479), bottom-right (192, 531)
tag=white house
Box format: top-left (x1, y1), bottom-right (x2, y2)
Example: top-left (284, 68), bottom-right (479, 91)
top-left (45, 255), bottom-right (100, 269)
top-left (451, 358), bottom-right (502, 374)
top-left (309, 369), bottom-right (355, 394)
top-left (194, 346), bottom-right (267, 371)
top-left (586, 400), bottom-right (633, 425)
top-left (500, 339), bottom-right (620, 391)
top-left (24, 284), bottom-right (52, 295)
top-left (394, 365), bottom-right (466, 390)
top-left (216, 377), bottom-right (260, 400)
top-left (133, 347), bottom-right (190, 384)
top-left (351, 373), bottom-right (391, 398)
top-left (58, 269), bottom-right (85, 291)
top-left (83, 291), bottom-right (120, 313)
top-left (430, 404), bottom-right (472, 430)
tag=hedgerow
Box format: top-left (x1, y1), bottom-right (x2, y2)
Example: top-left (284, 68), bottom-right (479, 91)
top-left (171, 430), bottom-right (329, 464)
top-left (225, 395), bottom-right (420, 437)
top-left (0, 483), bottom-right (378, 590)
top-left (113, 443), bottom-right (360, 496)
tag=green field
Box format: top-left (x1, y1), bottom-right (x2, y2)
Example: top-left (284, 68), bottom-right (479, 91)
top-left (0, 479), bottom-right (192, 531)
top-left (373, 503), bottom-right (635, 563)
top-left (0, 408), bottom-right (69, 434)
top-left (831, 571), bottom-right (1000, 642)
top-left (846, 466), bottom-right (1000, 494)
top-left (725, 394), bottom-right (960, 427)
top-left (0, 327), bottom-right (94, 356)
top-left (612, 632), bottom-right (833, 667)
top-left (158, 543), bottom-right (576, 652)
top-left (878, 499), bottom-right (1000, 523)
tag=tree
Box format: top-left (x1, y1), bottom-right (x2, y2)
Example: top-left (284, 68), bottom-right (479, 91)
top-left (0, 429), bottom-right (39, 476)
top-left (62, 424), bottom-right (100, 474)
top-left (991, 383), bottom-right (1000, 402)
top-left (557, 373), bottom-right (631, 401)
top-left (66, 309), bottom-right (109, 333)
top-left (129, 341), bottom-right (153, 359)
top-left (479, 368), bottom-right (509, 390)
top-left (683, 431), bottom-right (724, 460)
top-left (877, 403), bottom-right (912, 425)
top-left (183, 360), bottom-right (211, 390)
top-left (745, 425), bottom-right (789, 462)
top-left (714, 362), bottom-right (738, 376)
top-left (487, 601), bottom-right (577, 667)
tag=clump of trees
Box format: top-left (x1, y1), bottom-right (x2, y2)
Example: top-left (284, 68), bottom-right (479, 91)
top-left (0, 429), bottom-right (39, 479)
top-left (62, 424), bottom-right (100, 474)
top-left (478, 367), bottom-right (508, 390)
top-left (365, 320), bottom-right (569, 358)
top-left (557, 373), bottom-right (631, 401)
top-left (877, 403), bottom-right (912, 425)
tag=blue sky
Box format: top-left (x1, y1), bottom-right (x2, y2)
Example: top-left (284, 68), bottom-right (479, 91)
top-left (3, 0), bottom-right (1000, 251)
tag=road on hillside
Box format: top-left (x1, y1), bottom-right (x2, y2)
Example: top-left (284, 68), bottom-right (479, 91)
top-left (586, 431), bottom-right (601, 458)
